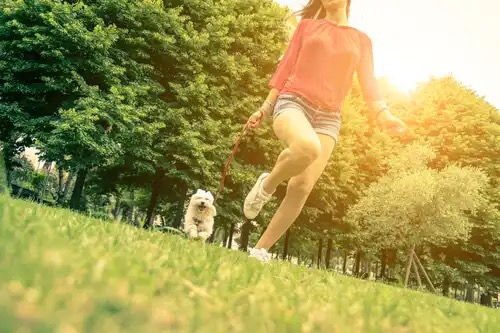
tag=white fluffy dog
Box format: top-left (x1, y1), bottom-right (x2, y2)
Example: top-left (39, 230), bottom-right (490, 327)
top-left (183, 189), bottom-right (216, 242)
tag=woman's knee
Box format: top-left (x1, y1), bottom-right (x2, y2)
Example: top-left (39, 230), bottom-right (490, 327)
top-left (291, 138), bottom-right (321, 166)
top-left (287, 176), bottom-right (316, 198)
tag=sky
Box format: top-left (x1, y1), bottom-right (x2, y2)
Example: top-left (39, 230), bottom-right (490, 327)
top-left (275, 0), bottom-right (500, 109)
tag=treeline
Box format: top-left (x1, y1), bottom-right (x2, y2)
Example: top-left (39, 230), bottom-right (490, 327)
top-left (0, 0), bottom-right (499, 302)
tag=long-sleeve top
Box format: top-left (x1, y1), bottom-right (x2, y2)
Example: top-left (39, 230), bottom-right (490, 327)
top-left (269, 19), bottom-right (383, 112)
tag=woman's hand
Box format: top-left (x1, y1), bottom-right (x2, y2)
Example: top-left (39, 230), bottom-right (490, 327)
top-left (377, 110), bottom-right (407, 134)
top-left (247, 109), bottom-right (264, 128)
top-left (247, 100), bottom-right (274, 129)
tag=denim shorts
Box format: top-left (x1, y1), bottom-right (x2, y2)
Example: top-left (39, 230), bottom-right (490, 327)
top-left (273, 94), bottom-right (342, 143)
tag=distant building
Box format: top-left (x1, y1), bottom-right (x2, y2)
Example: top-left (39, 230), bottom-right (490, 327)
top-left (20, 147), bottom-right (56, 174)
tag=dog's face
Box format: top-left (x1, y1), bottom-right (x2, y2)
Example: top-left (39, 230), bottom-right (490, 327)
top-left (189, 189), bottom-right (216, 217)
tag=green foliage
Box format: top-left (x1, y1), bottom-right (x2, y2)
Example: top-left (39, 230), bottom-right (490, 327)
top-left (8, 155), bottom-right (35, 186)
top-left (0, 0), bottom-right (122, 143)
top-left (347, 144), bottom-right (489, 251)
top-left (93, 0), bottom-right (291, 226)
top-left (7, 155), bottom-right (58, 201)
top-left (401, 77), bottom-right (500, 292)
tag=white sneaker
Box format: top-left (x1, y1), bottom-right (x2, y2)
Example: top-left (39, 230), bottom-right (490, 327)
top-left (248, 248), bottom-right (272, 263)
top-left (244, 173), bottom-right (273, 219)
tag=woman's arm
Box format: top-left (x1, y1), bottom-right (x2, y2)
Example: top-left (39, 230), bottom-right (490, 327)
top-left (356, 34), bottom-right (405, 130)
top-left (260, 88), bottom-right (280, 117)
top-left (356, 34), bottom-right (406, 131)
top-left (251, 20), bottom-right (305, 123)
top-left (268, 20), bottom-right (305, 92)
top-left (356, 34), bottom-right (390, 118)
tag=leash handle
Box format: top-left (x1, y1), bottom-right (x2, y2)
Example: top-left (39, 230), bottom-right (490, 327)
top-left (214, 111), bottom-right (263, 203)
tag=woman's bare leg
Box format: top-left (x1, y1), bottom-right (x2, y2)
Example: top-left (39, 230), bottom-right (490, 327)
top-left (255, 134), bottom-right (336, 249)
top-left (243, 108), bottom-right (323, 220)
top-left (261, 109), bottom-right (322, 194)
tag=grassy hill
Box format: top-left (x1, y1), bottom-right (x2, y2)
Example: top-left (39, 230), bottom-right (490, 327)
top-left (0, 196), bottom-right (498, 333)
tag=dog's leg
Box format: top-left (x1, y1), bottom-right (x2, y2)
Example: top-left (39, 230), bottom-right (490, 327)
top-left (185, 225), bottom-right (199, 239)
top-left (197, 231), bottom-right (211, 242)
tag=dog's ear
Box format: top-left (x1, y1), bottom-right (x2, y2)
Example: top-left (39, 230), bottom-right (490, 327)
top-left (210, 205), bottom-right (217, 216)
top-left (206, 191), bottom-right (214, 204)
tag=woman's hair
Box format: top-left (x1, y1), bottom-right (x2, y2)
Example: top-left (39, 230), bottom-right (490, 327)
top-left (297, 0), bottom-right (351, 20)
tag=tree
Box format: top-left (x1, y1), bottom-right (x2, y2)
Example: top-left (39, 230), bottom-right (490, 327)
top-left (403, 76), bottom-right (500, 295)
top-left (104, 0), bottom-right (292, 227)
top-left (0, 0), bottom-right (145, 209)
top-left (346, 143), bottom-right (489, 289)
top-left (0, 0), bottom-right (123, 165)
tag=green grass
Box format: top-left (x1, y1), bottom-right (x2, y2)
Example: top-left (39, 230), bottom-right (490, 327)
top-left (0, 196), bottom-right (498, 333)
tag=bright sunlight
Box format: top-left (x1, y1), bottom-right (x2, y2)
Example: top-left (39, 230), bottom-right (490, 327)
top-left (278, 0), bottom-right (500, 106)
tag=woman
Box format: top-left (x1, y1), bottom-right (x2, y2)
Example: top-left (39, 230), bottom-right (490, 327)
top-left (244, 0), bottom-right (406, 262)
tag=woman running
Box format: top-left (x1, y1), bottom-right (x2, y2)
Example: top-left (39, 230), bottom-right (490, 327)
top-left (244, 0), bottom-right (406, 262)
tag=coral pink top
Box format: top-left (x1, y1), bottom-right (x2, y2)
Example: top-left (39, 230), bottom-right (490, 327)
top-left (269, 19), bottom-right (382, 112)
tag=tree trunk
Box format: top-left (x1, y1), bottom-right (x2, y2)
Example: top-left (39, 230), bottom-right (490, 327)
top-left (403, 246), bottom-right (415, 288)
top-left (342, 251), bottom-right (348, 274)
top-left (354, 251), bottom-right (362, 276)
top-left (282, 230), bottom-right (291, 260)
top-left (239, 221), bottom-right (251, 252)
top-left (128, 206), bottom-right (136, 225)
top-left (59, 172), bottom-right (74, 205)
top-left (412, 258), bottom-right (422, 288)
top-left (317, 238), bottom-right (323, 268)
top-left (465, 279), bottom-right (475, 303)
top-left (227, 223), bottom-right (235, 249)
top-left (413, 252), bottom-right (436, 293)
top-left (222, 227), bottom-right (228, 247)
top-left (69, 168), bottom-right (88, 211)
top-left (325, 239), bottom-right (333, 269)
top-left (173, 183), bottom-right (188, 228)
top-left (480, 293), bottom-right (493, 307)
top-left (57, 168), bottom-right (64, 200)
top-left (442, 275), bottom-right (451, 296)
top-left (380, 249), bottom-right (387, 279)
top-left (3, 142), bottom-right (15, 188)
top-left (362, 260), bottom-right (371, 279)
top-left (145, 188), bottom-right (160, 229)
top-left (112, 194), bottom-right (121, 220)
top-left (144, 170), bottom-right (165, 229)
top-left (134, 211), bottom-right (142, 227)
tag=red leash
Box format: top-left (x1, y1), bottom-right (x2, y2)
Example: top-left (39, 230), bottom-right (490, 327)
top-left (214, 113), bottom-right (262, 203)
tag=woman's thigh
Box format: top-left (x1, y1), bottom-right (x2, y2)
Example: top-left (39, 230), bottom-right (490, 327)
top-left (272, 99), bottom-right (320, 151)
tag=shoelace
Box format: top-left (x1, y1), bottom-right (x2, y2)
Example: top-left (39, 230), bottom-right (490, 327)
top-left (250, 195), bottom-right (267, 209)
top-left (250, 185), bottom-right (270, 208)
